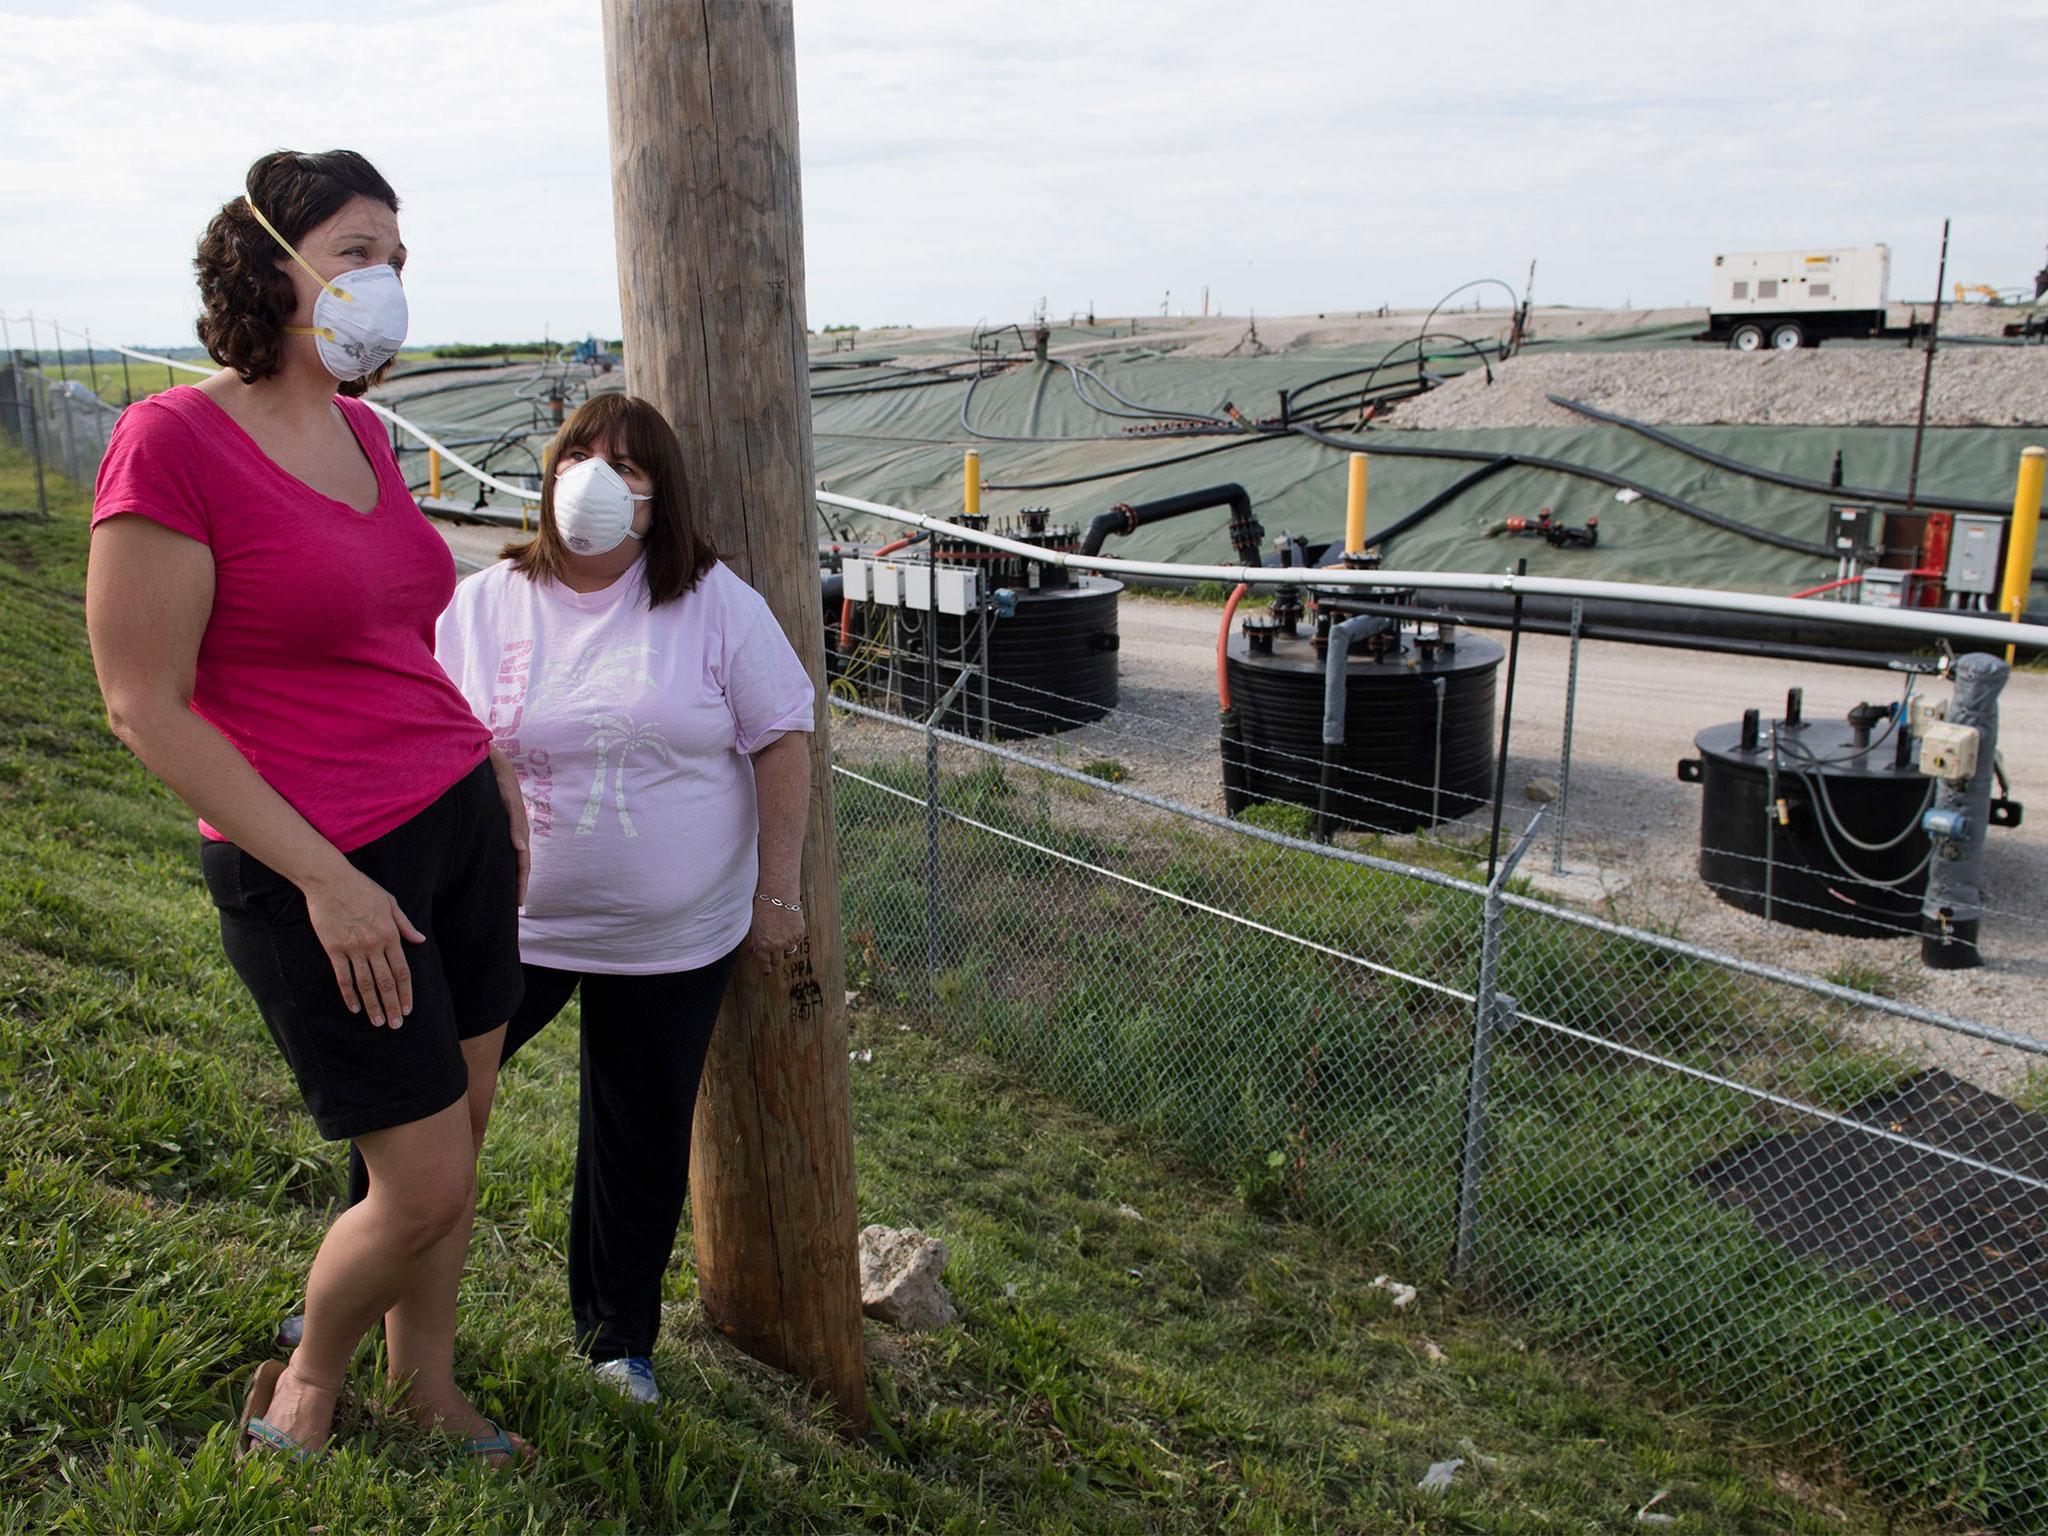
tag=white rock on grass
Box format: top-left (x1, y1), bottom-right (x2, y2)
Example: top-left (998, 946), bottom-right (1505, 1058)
top-left (1372, 1273), bottom-right (1419, 1309)
top-left (859, 1225), bottom-right (958, 1331)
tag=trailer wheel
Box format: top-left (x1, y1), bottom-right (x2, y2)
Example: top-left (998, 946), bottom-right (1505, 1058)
top-left (1770, 321), bottom-right (1806, 350)
top-left (1730, 323), bottom-right (1766, 352)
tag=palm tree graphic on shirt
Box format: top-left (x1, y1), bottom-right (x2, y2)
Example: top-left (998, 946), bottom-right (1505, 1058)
top-left (562, 645), bottom-right (673, 838)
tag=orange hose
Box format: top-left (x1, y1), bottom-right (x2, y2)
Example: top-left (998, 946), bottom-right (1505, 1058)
top-left (1217, 583), bottom-right (1249, 710)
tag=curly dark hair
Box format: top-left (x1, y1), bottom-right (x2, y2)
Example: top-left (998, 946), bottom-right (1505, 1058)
top-left (194, 150), bottom-right (400, 397)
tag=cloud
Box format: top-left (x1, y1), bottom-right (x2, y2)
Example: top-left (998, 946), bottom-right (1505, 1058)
top-left (2, 0), bottom-right (2043, 345)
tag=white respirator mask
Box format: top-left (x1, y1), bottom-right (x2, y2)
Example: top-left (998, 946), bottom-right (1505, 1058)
top-left (248, 200), bottom-right (409, 382)
top-left (552, 456), bottom-right (652, 555)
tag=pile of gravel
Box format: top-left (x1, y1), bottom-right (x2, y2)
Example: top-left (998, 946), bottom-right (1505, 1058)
top-left (1386, 346), bottom-right (2048, 431)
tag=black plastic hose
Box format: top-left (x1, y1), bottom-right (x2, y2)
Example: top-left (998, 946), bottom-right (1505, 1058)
top-left (1546, 395), bottom-right (2011, 516)
top-left (1290, 424), bottom-right (1836, 558)
top-left (1359, 457), bottom-right (1518, 550)
top-left (1547, 395), bottom-right (2048, 584)
top-left (1078, 483), bottom-right (1262, 563)
top-left (1281, 332), bottom-right (1494, 417)
top-left (983, 434), bottom-right (1272, 491)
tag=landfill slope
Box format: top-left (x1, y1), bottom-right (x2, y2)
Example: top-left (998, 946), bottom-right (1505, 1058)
top-left (1391, 347), bottom-right (2048, 431)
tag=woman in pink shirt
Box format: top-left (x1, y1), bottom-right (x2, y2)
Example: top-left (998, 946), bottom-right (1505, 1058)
top-left (430, 391), bottom-right (815, 1405)
top-left (86, 151), bottom-right (529, 1464)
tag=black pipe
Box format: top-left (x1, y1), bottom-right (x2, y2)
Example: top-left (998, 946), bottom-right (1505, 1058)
top-left (1546, 394), bottom-right (2015, 520)
top-left (1060, 360), bottom-right (1232, 427)
top-left (984, 434), bottom-right (1267, 492)
top-left (1220, 708), bottom-right (1250, 814)
top-left (1360, 457), bottom-right (1518, 550)
top-left (1079, 483), bottom-right (1262, 562)
top-left (1291, 424), bottom-right (1837, 559)
top-left (1281, 332), bottom-right (1495, 416)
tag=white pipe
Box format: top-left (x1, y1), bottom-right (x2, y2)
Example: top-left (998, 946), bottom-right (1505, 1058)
top-left (816, 489), bottom-right (2048, 652)
top-left (24, 324), bottom-right (546, 503)
top-left (356, 399), bottom-right (541, 502)
top-left (26, 321), bottom-right (2048, 649)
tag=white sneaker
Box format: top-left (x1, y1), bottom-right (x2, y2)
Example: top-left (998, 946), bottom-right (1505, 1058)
top-left (592, 1356), bottom-right (659, 1405)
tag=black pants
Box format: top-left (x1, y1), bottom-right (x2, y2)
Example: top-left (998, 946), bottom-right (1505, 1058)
top-left (349, 947), bottom-right (739, 1362)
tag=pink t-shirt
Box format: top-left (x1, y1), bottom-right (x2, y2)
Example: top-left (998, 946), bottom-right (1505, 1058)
top-left (90, 387), bottom-right (490, 851)
top-left (435, 557), bottom-right (815, 973)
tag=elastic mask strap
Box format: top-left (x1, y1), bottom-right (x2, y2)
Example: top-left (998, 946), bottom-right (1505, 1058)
top-left (285, 325), bottom-right (337, 341)
top-left (246, 200), bottom-right (354, 303)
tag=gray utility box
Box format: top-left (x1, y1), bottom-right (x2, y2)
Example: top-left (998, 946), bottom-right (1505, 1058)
top-left (1946, 514), bottom-right (2005, 595)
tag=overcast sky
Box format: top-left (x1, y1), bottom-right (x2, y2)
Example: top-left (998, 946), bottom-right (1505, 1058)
top-left (3, 0), bottom-right (2045, 350)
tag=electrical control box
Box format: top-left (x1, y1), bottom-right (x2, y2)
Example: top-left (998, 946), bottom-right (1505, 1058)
top-left (1908, 694), bottom-right (1948, 738)
top-left (840, 557), bottom-right (979, 615)
top-left (902, 563), bottom-right (932, 612)
top-left (868, 560), bottom-right (905, 607)
top-left (935, 567), bottom-right (980, 616)
top-left (1859, 568), bottom-right (1906, 609)
top-left (1919, 721), bottom-right (1980, 782)
top-left (1946, 514), bottom-right (2004, 595)
top-left (1826, 503), bottom-right (1877, 562)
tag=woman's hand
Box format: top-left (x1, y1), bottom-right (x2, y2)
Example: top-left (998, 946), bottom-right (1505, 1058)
top-left (746, 735), bottom-right (812, 976)
top-left (302, 863), bottom-right (427, 1027)
top-left (745, 895), bottom-right (807, 975)
top-left (488, 746), bottom-right (531, 906)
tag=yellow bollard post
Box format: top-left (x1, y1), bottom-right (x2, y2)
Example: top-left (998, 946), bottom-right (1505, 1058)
top-left (2002, 445), bottom-right (2045, 663)
top-left (1345, 452), bottom-right (1369, 555)
top-left (964, 450), bottom-right (981, 519)
top-left (429, 448), bottom-right (442, 500)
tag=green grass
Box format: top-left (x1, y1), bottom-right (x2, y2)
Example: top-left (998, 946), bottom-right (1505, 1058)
top-left (835, 755), bottom-right (2048, 1533)
top-left (0, 436), bottom-right (1997, 1533)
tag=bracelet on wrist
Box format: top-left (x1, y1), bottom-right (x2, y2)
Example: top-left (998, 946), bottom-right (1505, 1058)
top-left (756, 893), bottom-right (803, 915)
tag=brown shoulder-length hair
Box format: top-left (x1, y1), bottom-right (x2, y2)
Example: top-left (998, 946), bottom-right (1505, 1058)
top-left (194, 149), bottom-right (400, 399)
top-left (502, 392), bottom-right (718, 605)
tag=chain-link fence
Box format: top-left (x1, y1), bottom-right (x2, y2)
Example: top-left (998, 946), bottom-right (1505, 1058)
top-left (8, 316), bottom-right (2042, 1527)
top-left (0, 357), bottom-right (122, 501)
top-left (829, 695), bottom-right (2048, 1533)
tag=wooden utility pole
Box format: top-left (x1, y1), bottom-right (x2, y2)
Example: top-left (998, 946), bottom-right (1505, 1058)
top-left (600, 0), bottom-right (866, 1429)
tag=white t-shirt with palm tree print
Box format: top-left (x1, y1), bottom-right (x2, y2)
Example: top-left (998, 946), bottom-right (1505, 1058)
top-left (436, 557), bottom-right (814, 973)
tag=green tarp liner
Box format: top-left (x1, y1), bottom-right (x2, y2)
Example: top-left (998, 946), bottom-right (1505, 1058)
top-left (376, 343), bottom-right (2048, 607)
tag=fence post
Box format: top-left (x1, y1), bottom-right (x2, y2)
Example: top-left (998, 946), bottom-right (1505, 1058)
top-left (923, 593), bottom-right (942, 1005)
top-left (23, 366), bottom-right (50, 520)
top-left (1454, 811), bottom-right (1542, 1284)
top-left (1551, 598), bottom-right (1583, 876)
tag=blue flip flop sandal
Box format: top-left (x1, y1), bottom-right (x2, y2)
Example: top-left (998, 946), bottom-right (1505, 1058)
top-left (237, 1360), bottom-right (319, 1463)
top-left (458, 1420), bottom-right (534, 1470)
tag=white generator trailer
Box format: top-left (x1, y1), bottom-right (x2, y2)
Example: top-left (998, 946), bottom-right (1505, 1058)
top-left (1700, 245), bottom-right (1892, 351)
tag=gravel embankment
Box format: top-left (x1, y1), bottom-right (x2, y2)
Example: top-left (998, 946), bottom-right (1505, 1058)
top-left (1387, 347), bottom-right (2048, 431)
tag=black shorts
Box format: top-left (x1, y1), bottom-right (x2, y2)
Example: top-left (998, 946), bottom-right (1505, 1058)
top-left (201, 759), bottom-right (524, 1141)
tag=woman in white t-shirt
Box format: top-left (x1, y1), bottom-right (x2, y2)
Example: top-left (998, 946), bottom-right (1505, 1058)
top-left (433, 392), bottom-right (815, 1403)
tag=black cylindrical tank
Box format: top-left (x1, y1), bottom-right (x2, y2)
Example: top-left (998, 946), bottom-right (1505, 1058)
top-left (1682, 701), bottom-right (1930, 936)
top-left (857, 577), bottom-right (1122, 739)
top-left (1224, 626), bottom-right (1503, 833)
top-left (820, 568), bottom-right (844, 642)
